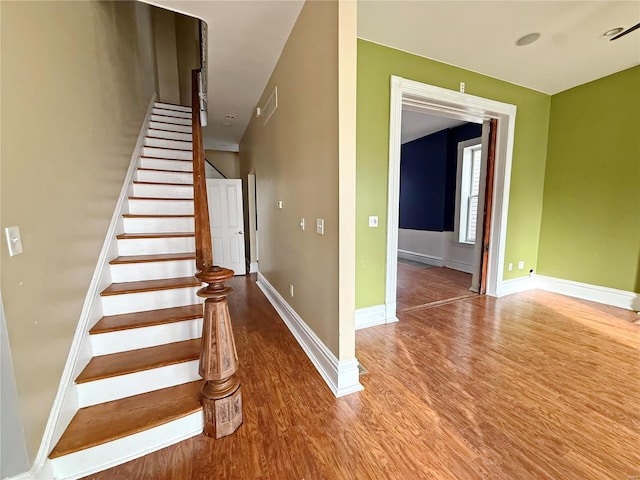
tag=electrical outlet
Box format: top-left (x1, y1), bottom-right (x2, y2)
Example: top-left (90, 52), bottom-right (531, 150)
top-left (5, 226), bottom-right (23, 256)
top-left (460, 82), bottom-right (465, 93)
top-left (289, 284), bottom-right (294, 297)
top-left (518, 260), bottom-right (525, 270)
top-left (508, 263), bottom-right (513, 271)
top-left (369, 216), bottom-right (378, 227)
top-left (299, 218), bottom-right (305, 231)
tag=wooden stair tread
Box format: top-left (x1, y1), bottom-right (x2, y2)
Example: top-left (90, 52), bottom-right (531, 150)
top-left (116, 232), bottom-right (195, 239)
top-left (128, 196), bottom-right (194, 201)
top-left (147, 124), bottom-right (192, 133)
top-left (48, 380), bottom-right (202, 458)
top-left (144, 143), bottom-right (193, 152)
top-left (76, 338), bottom-right (201, 383)
top-left (137, 168), bottom-right (193, 174)
top-left (140, 155), bottom-right (192, 162)
top-left (132, 181), bottom-right (194, 186)
top-left (90, 304), bottom-right (203, 334)
top-left (109, 253), bottom-right (196, 264)
top-left (100, 276), bottom-right (201, 296)
top-left (122, 214), bottom-right (194, 218)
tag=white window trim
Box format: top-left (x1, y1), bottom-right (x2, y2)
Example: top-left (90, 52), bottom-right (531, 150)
top-left (455, 137), bottom-right (482, 246)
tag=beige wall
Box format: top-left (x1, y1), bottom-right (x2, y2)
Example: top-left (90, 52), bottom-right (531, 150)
top-left (240, 1), bottom-right (342, 355)
top-left (152, 6), bottom-right (180, 104)
top-left (1, 0), bottom-right (158, 461)
top-left (205, 149), bottom-right (240, 179)
top-left (175, 14), bottom-right (200, 106)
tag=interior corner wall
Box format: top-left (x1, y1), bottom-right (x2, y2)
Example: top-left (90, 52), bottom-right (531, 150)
top-left (205, 149), bottom-right (240, 179)
top-left (175, 14), bottom-right (200, 106)
top-left (239, 1), bottom-right (340, 355)
top-left (356, 39), bottom-right (550, 309)
top-left (537, 66), bottom-right (640, 292)
top-left (1, 1), bottom-right (158, 461)
top-left (152, 6), bottom-right (180, 105)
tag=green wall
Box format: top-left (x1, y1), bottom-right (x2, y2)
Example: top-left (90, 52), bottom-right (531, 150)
top-left (537, 66), bottom-right (640, 292)
top-left (356, 40), bottom-right (551, 308)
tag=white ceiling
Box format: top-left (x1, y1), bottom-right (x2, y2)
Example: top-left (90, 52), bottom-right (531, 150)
top-left (358, 1), bottom-right (640, 95)
top-left (145, 1), bottom-right (639, 151)
top-left (401, 110), bottom-right (468, 144)
top-left (146, 0), bottom-right (304, 151)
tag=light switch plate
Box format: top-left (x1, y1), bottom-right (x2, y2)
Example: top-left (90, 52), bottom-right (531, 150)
top-left (5, 226), bottom-right (23, 256)
top-left (369, 216), bottom-right (378, 227)
top-left (316, 218), bottom-right (324, 235)
top-left (277, 201), bottom-right (283, 209)
top-left (300, 218), bottom-right (305, 231)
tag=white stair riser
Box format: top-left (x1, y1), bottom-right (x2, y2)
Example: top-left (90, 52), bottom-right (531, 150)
top-left (131, 183), bottom-right (194, 199)
top-left (149, 121), bottom-right (192, 133)
top-left (110, 259), bottom-right (196, 283)
top-left (128, 199), bottom-right (194, 215)
top-left (91, 318), bottom-right (203, 356)
top-left (145, 137), bottom-right (193, 151)
top-left (101, 285), bottom-right (201, 316)
top-left (49, 411), bottom-right (202, 480)
top-left (152, 108), bottom-right (191, 119)
top-left (77, 360), bottom-right (200, 408)
top-left (150, 114), bottom-right (190, 126)
top-left (142, 146), bottom-right (192, 161)
top-left (122, 216), bottom-right (194, 234)
top-left (117, 236), bottom-right (195, 256)
top-left (139, 157), bottom-right (193, 172)
top-left (136, 169), bottom-right (193, 184)
top-left (154, 102), bottom-right (191, 113)
top-left (147, 129), bottom-right (192, 142)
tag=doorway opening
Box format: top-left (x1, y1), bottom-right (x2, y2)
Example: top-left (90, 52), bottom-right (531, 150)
top-left (385, 76), bottom-right (516, 322)
top-left (396, 110), bottom-right (488, 312)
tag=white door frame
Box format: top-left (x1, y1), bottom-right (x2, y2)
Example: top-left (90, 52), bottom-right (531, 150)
top-left (385, 76), bottom-right (517, 321)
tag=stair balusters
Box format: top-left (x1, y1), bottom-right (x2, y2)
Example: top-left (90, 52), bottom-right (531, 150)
top-left (191, 69), bottom-right (242, 438)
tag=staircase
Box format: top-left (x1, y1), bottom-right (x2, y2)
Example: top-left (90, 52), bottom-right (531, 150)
top-left (48, 102), bottom-right (206, 479)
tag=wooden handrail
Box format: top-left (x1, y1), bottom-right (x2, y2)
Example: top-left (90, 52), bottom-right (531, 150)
top-left (191, 69), bottom-right (243, 438)
top-left (192, 70), bottom-right (213, 271)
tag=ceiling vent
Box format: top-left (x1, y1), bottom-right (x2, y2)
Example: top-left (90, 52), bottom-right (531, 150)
top-left (263, 86), bottom-right (278, 126)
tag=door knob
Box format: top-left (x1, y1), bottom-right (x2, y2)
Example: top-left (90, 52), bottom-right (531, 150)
top-left (237, 231), bottom-right (243, 234)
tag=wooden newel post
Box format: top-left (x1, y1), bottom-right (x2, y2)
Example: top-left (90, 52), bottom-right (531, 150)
top-left (196, 266), bottom-right (242, 438)
top-left (191, 69), bottom-right (242, 438)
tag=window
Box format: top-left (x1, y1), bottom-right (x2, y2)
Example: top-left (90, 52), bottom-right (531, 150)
top-left (457, 141), bottom-right (482, 244)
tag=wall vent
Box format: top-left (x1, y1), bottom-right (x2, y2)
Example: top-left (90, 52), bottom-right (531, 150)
top-left (263, 86), bottom-right (278, 125)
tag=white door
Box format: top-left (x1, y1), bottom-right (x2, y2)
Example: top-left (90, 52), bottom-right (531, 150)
top-left (206, 179), bottom-right (246, 275)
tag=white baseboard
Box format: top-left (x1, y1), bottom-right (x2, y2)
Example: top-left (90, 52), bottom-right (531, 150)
top-left (247, 260), bottom-right (259, 274)
top-left (4, 472), bottom-right (34, 480)
top-left (397, 249), bottom-right (473, 274)
top-left (536, 275), bottom-right (638, 311)
top-left (355, 304), bottom-right (386, 330)
top-left (397, 249), bottom-right (443, 267)
top-left (444, 259), bottom-right (474, 274)
top-left (496, 275), bottom-right (536, 297)
top-left (29, 94), bottom-right (158, 477)
top-left (256, 274), bottom-right (363, 397)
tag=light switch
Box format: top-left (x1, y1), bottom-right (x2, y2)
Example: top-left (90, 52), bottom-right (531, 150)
top-left (277, 201), bottom-right (283, 209)
top-left (5, 226), bottom-right (23, 256)
top-left (300, 218), bottom-right (305, 231)
top-left (369, 216), bottom-right (378, 227)
top-left (316, 218), bottom-right (324, 235)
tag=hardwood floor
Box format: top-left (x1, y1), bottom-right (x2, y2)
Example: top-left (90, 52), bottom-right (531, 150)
top-left (84, 275), bottom-right (640, 480)
top-left (397, 260), bottom-right (475, 312)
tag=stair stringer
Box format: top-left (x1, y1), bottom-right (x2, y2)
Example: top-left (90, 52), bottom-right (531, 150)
top-left (28, 95), bottom-right (158, 480)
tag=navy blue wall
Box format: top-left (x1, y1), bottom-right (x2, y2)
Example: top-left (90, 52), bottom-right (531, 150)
top-left (399, 123), bottom-right (482, 232)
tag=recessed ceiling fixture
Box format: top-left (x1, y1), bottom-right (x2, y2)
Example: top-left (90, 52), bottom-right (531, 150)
top-left (601, 27), bottom-right (624, 38)
top-left (515, 32), bottom-right (541, 46)
top-left (225, 115), bottom-right (236, 120)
